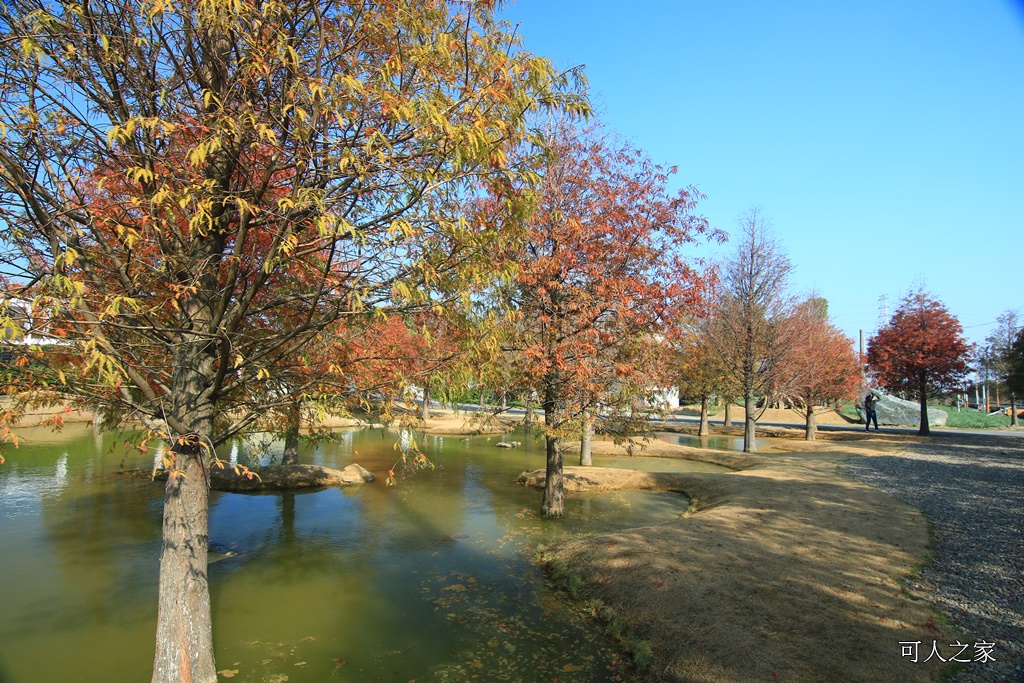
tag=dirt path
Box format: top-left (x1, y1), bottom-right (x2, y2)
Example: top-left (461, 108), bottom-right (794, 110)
top-left (520, 436), bottom-right (963, 682)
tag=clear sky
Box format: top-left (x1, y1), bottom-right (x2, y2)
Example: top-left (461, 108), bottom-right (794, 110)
top-left (501, 0), bottom-right (1024, 349)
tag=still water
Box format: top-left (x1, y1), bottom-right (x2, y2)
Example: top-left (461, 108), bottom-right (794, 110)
top-left (0, 424), bottom-right (727, 683)
top-left (655, 431), bottom-right (763, 452)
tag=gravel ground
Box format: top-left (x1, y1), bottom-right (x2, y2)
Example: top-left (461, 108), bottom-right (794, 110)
top-left (842, 432), bottom-right (1024, 682)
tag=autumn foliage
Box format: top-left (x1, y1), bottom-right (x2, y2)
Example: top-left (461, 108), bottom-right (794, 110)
top-left (776, 299), bottom-right (860, 440)
top-left (672, 316), bottom-right (728, 437)
top-left (867, 290), bottom-right (972, 435)
top-left (495, 121), bottom-right (719, 517)
top-left (0, 0), bottom-right (587, 680)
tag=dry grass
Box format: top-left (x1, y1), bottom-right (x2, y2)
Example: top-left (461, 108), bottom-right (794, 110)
top-left (671, 403), bottom-right (859, 427)
top-left (521, 434), bottom-right (962, 682)
top-left (0, 397), bottom-right (94, 426)
top-left (416, 410), bottom-right (512, 435)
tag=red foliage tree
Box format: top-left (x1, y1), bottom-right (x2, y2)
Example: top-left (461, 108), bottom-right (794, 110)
top-left (496, 121), bottom-right (719, 518)
top-left (265, 313), bottom-right (431, 466)
top-left (671, 314), bottom-right (727, 437)
top-left (867, 290), bottom-right (972, 435)
top-left (776, 299), bottom-right (860, 440)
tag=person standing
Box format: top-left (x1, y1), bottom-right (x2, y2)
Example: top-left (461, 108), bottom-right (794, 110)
top-left (864, 390), bottom-right (881, 431)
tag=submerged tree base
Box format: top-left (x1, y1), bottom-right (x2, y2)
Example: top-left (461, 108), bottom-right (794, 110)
top-left (121, 463), bottom-right (374, 491)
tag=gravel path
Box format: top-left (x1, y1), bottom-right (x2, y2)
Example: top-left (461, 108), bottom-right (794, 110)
top-left (842, 433), bottom-right (1024, 682)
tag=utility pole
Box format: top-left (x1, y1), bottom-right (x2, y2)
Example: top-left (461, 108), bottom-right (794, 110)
top-left (859, 329), bottom-right (865, 385)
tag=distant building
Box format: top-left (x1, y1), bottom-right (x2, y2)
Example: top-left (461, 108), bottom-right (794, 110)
top-left (1, 298), bottom-right (60, 346)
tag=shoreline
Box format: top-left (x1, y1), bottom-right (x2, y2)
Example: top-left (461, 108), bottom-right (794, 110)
top-left (521, 434), bottom-right (965, 682)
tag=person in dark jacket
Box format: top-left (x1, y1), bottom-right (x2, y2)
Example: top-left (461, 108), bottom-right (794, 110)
top-left (864, 390), bottom-right (881, 431)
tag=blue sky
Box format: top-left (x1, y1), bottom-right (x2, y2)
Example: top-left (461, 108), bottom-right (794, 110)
top-left (501, 0), bottom-right (1024, 348)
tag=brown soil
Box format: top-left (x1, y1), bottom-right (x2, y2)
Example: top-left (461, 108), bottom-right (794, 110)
top-left (756, 405), bottom-right (855, 426)
top-left (416, 410), bottom-right (512, 435)
top-left (672, 403), bottom-right (856, 427)
top-left (0, 397), bottom-right (95, 426)
top-left (1, 400), bottom-right (512, 435)
top-left (520, 433), bottom-right (962, 682)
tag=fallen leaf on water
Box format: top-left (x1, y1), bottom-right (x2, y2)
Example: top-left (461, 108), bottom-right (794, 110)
top-left (216, 670), bottom-right (238, 679)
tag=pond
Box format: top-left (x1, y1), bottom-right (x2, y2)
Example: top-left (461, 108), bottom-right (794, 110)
top-left (655, 431), bottom-right (763, 452)
top-left (0, 424), bottom-right (728, 683)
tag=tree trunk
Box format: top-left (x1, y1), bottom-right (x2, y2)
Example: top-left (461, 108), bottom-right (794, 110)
top-left (804, 406), bottom-right (817, 441)
top-left (279, 493), bottom-right (296, 546)
top-left (1012, 395), bottom-right (1018, 427)
top-left (743, 394), bottom-right (757, 452)
top-left (579, 411), bottom-right (593, 466)
top-left (153, 311), bottom-right (219, 682)
top-left (917, 374), bottom-right (930, 436)
top-left (723, 401), bottom-right (733, 427)
top-left (541, 383), bottom-right (564, 518)
top-left (524, 398), bottom-right (533, 428)
top-left (541, 433), bottom-right (564, 517)
top-left (421, 377), bottom-right (431, 421)
top-left (152, 430), bottom-right (216, 683)
top-left (478, 386), bottom-right (486, 412)
top-left (500, 392), bottom-right (507, 410)
top-left (282, 400), bottom-right (300, 465)
top-left (698, 395), bottom-right (710, 436)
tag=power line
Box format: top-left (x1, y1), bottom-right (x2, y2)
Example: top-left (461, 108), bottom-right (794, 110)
top-left (962, 307), bottom-right (1024, 330)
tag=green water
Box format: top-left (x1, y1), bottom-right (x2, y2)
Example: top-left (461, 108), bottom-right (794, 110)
top-left (0, 424), bottom-right (727, 683)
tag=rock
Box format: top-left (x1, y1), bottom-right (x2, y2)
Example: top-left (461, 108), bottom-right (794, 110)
top-left (856, 392), bottom-right (947, 427)
top-left (339, 463), bottom-right (375, 484)
top-left (496, 441), bottom-right (522, 448)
